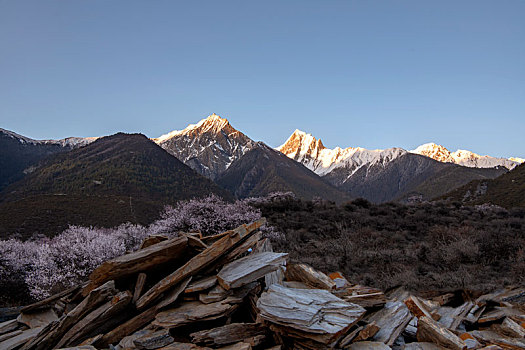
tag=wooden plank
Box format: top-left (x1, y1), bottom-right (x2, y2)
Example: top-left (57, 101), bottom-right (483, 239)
top-left (257, 284), bottom-right (366, 344)
top-left (185, 234), bottom-right (208, 251)
top-left (217, 252), bottom-right (287, 290)
top-left (191, 323), bottom-right (267, 346)
top-left (56, 291), bottom-right (132, 348)
top-left (368, 301), bottom-right (412, 346)
top-left (136, 219), bottom-right (266, 310)
top-left (157, 342), bottom-right (213, 349)
top-left (285, 263), bottom-right (336, 291)
top-left (84, 235), bottom-right (188, 296)
top-left (416, 316), bottom-right (466, 350)
top-left (132, 273), bottom-right (147, 304)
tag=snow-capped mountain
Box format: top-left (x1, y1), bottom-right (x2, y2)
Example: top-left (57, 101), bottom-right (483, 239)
top-left (0, 128), bottom-right (98, 148)
top-left (411, 143), bottom-right (522, 170)
top-left (276, 129), bottom-right (509, 202)
top-left (277, 129), bottom-right (407, 179)
top-left (154, 114), bottom-right (257, 179)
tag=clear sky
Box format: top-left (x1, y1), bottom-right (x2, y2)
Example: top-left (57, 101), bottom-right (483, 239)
top-left (1, 1), bottom-right (524, 158)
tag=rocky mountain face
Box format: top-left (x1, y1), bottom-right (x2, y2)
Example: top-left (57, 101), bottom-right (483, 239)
top-left (278, 130), bottom-right (509, 202)
top-left (154, 114), bottom-right (257, 180)
top-left (411, 142), bottom-right (522, 170)
top-left (216, 144), bottom-right (350, 202)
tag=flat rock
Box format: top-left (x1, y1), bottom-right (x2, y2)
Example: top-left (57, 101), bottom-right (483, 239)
top-left (0, 326), bottom-right (43, 350)
top-left (257, 284), bottom-right (365, 344)
top-left (17, 308), bottom-right (58, 328)
top-left (347, 341), bottom-right (392, 349)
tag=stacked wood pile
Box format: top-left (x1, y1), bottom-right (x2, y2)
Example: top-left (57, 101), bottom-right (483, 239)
top-left (0, 218), bottom-right (524, 349)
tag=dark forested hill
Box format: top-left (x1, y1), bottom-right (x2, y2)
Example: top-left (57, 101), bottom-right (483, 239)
top-left (217, 144), bottom-right (350, 203)
top-left (0, 133), bottom-right (232, 239)
top-left (442, 162), bottom-right (525, 208)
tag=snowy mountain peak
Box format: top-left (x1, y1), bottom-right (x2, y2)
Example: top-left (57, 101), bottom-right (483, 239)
top-left (153, 114), bottom-right (257, 179)
top-left (1, 128), bottom-right (97, 148)
top-left (277, 130), bottom-right (407, 177)
top-left (411, 142), bottom-right (454, 163)
top-left (411, 143), bottom-right (522, 170)
top-left (154, 114), bottom-right (234, 143)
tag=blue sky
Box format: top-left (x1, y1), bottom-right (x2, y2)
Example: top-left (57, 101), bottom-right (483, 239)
top-left (1, 1), bottom-right (523, 158)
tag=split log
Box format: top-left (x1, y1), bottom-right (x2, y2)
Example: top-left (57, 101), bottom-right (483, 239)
top-left (185, 276), bottom-right (217, 294)
top-left (191, 323), bottom-right (267, 346)
top-left (84, 235), bottom-right (188, 295)
top-left (133, 273), bottom-right (147, 304)
top-left (459, 333), bottom-right (482, 349)
top-left (416, 316), bottom-right (466, 350)
top-left (217, 252), bottom-right (287, 290)
top-left (133, 329), bottom-right (174, 349)
top-left (20, 280), bottom-right (117, 350)
top-left (17, 308), bottom-right (58, 329)
top-left (283, 281), bottom-right (311, 289)
top-left (257, 284), bottom-right (366, 344)
top-left (206, 232), bottom-right (262, 272)
top-left (285, 263), bottom-right (336, 291)
top-left (368, 301), bottom-right (412, 346)
top-left (479, 307), bottom-right (519, 324)
top-left (0, 326), bottom-right (43, 350)
top-left (56, 290), bottom-right (132, 348)
top-left (465, 304), bottom-right (486, 324)
top-left (136, 219), bottom-right (266, 309)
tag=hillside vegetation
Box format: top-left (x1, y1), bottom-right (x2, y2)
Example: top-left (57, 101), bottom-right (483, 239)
top-left (0, 133), bottom-right (233, 239)
top-left (442, 162), bottom-right (525, 208)
top-left (253, 195), bottom-right (525, 293)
